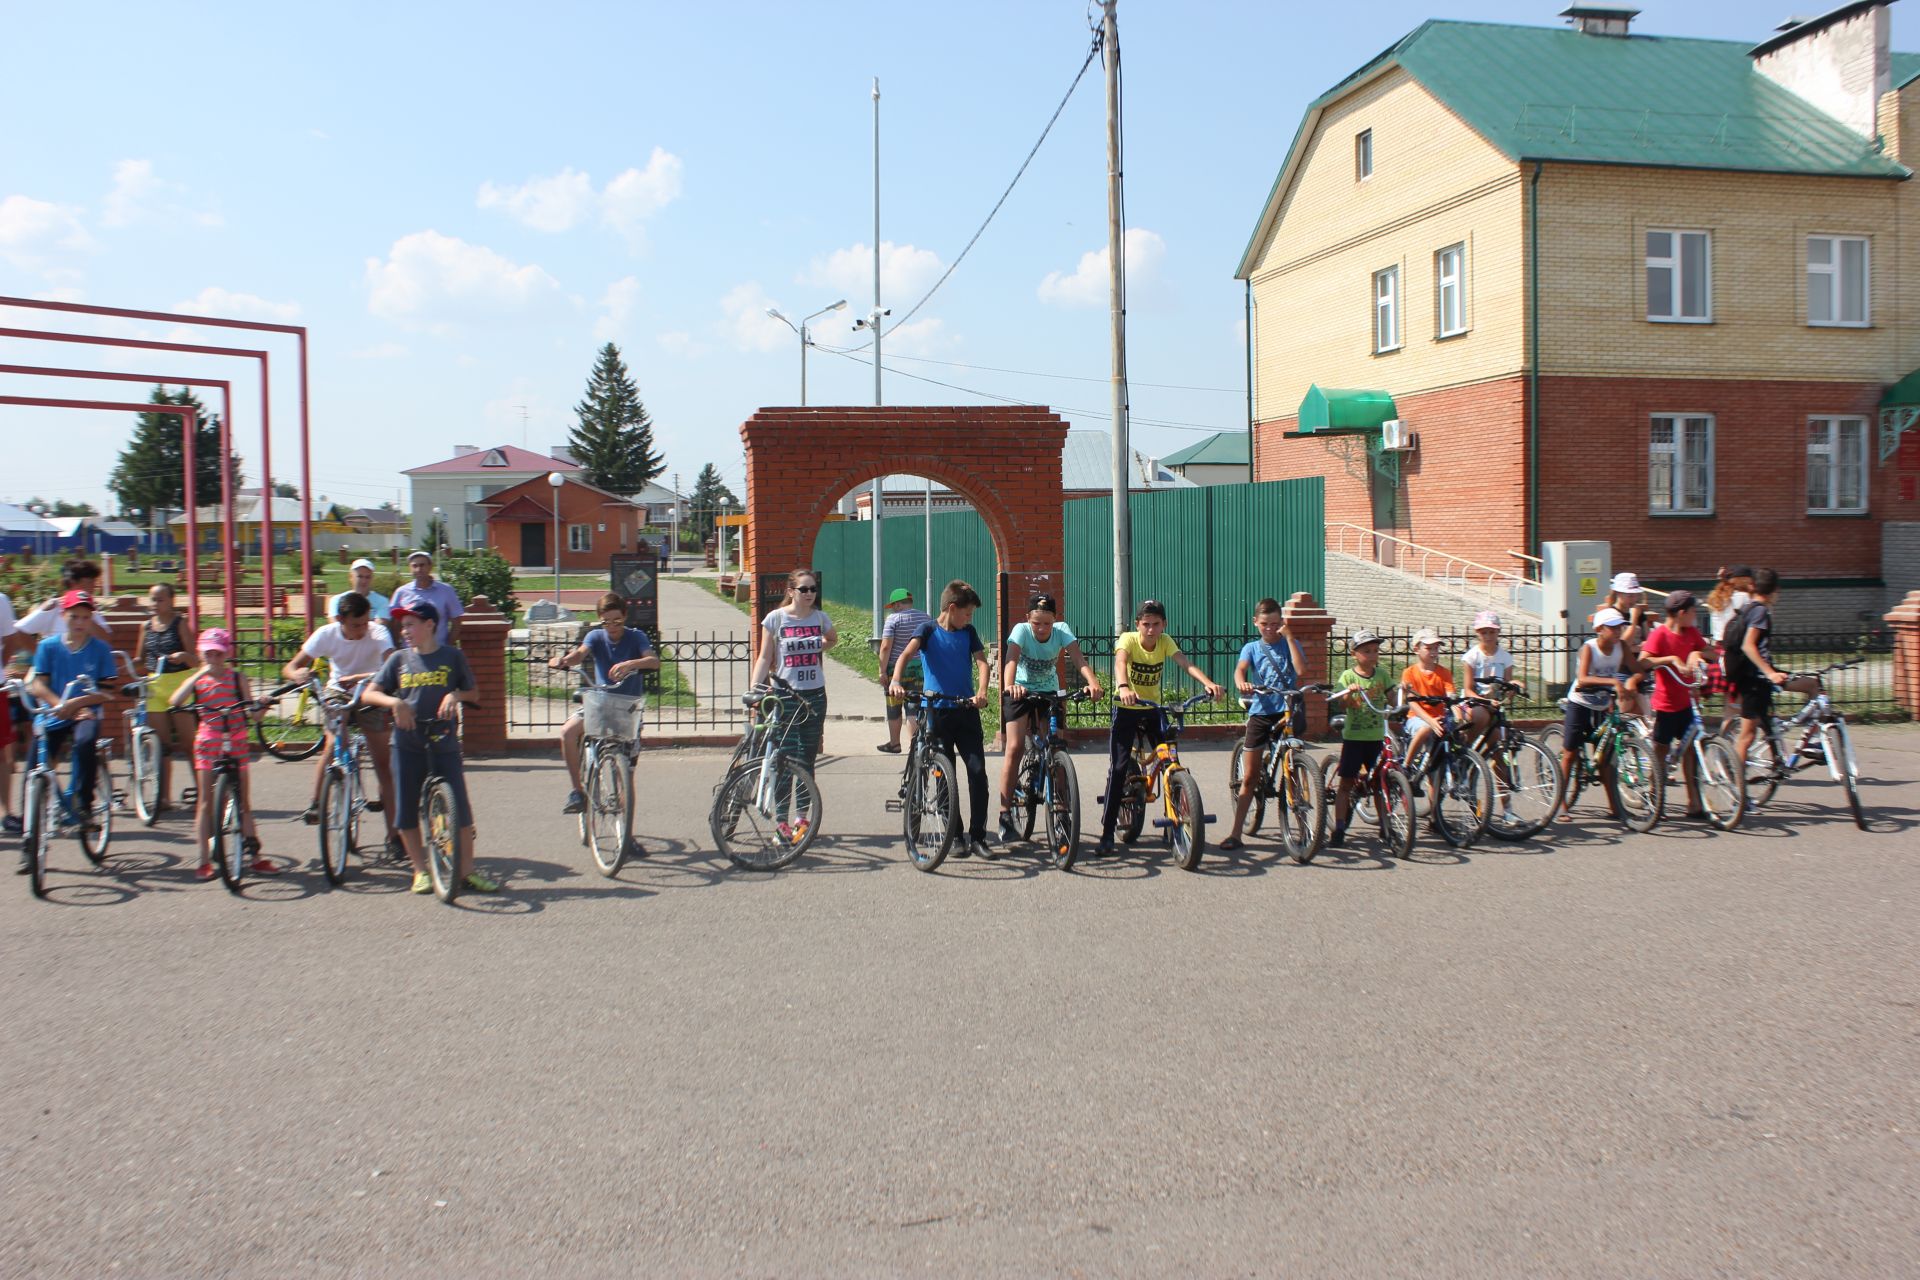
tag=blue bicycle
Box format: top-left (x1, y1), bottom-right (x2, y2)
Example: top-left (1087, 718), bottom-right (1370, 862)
top-left (1006, 688), bottom-right (1088, 869)
top-left (8, 675), bottom-right (114, 899)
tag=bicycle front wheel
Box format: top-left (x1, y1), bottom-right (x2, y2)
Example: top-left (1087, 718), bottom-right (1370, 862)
top-left (1692, 736), bottom-right (1746, 830)
top-left (1279, 752), bottom-right (1325, 864)
top-left (1827, 721), bottom-right (1866, 829)
top-left (1376, 767), bottom-right (1417, 860)
top-left (1726, 718), bottom-right (1784, 808)
top-left (24, 771), bottom-right (50, 899)
top-left (212, 771), bottom-right (246, 893)
top-left (80, 758), bottom-right (114, 865)
top-left (585, 750), bottom-right (631, 877)
top-left (1168, 769), bottom-right (1206, 871)
top-left (1606, 735), bottom-right (1662, 833)
top-left (319, 764), bottom-right (352, 885)
top-left (424, 778), bottom-right (460, 902)
top-left (713, 757), bottom-right (820, 871)
top-left (1045, 752), bottom-right (1081, 870)
top-left (131, 727), bottom-right (161, 826)
top-left (1486, 734), bottom-right (1563, 841)
top-left (1432, 747), bottom-right (1494, 848)
top-left (904, 751), bottom-right (959, 872)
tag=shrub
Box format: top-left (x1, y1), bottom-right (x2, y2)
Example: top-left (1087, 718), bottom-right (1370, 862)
top-left (440, 547), bottom-right (517, 615)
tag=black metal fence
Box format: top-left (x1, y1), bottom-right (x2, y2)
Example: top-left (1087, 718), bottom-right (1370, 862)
top-left (505, 631), bottom-right (755, 735)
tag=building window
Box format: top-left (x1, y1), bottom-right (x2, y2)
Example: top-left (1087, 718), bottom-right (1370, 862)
top-left (1435, 243), bottom-right (1466, 337)
top-left (1806, 416), bottom-right (1869, 512)
top-left (465, 484), bottom-right (485, 502)
top-left (1649, 414), bottom-right (1714, 514)
top-left (1808, 235), bottom-right (1869, 327)
top-left (1355, 129), bottom-right (1373, 180)
top-left (568, 523), bottom-right (592, 552)
top-left (1646, 229), bottom-right (1711, 323)
top-left (1372, 265), bottom-right (1400, 353)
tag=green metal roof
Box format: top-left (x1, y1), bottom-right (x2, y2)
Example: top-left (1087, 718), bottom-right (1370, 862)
top-left (1295, 386), bottom-right (1397, 435)
top-left (1237, 17), bottom-right (1915, 279)
top-left (1880, 367), bottom-right (1920, 407)
top-left (1159, 431), bottom-right (1251, 468)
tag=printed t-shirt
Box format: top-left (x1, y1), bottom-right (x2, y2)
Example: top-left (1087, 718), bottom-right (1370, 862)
top-left (1641, 624), bottom-right (1707, 713)
top-left (301, 621), bottom-right (396, 693)
top-left (1336, 667), bottom-right (1391, 742)
top-left (1238, 637), bottom-right (1298, 717)
top-left (1005, 622), bottom-right (1077, 694)
top-left (28, 634), bottom-right (118, 729)
top-left (586, 626), bottom-right (654, 697)
top-left (1401, 664), bottom-right (1457, 725)
top-left (1566, 639), bottom-right (1626, 709)
top-left (1116, 631), bottom-right (1183, 703)
top-left (1464, 646), bottom-right (1514, 693)
top-left (327, 589), bottom-right (392, 621)
top-left (914, 621), bottom-right (983, 699)
top-left (390, 580), bottom-right (464, 644)
top-left (762, 608), bottom-right (831, 692)
top-left (373, 645), bottom-right (474, 750)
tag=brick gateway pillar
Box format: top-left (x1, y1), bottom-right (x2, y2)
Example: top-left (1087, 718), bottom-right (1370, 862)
top-left (741, 406), bottom-right (1070, 645)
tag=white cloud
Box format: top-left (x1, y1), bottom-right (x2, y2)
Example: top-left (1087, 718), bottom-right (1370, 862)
top-left (1037, 227), bottom-right (1166, 307)
top-left (101, 159), bottom-right (222, 229)
top-left (348, 341), bottom-right (409, 359)
top-left (657, 330), bottom-right (708, 359)
top-left (477, 167), bottom-right (596, 233)
top-left (720, 282), bottom-right (790, 353)
top-left (880, 317), bottom-right (952, 358)
top-left (593, 275), bottom-right (642, 341)
top-left (0, 194), bottom-right (94, 267)
top-left (602, 148), bottom-right (683, 243)
top-left (175, 286), bottom-right (302, 322)
top-left (804, 240), bottom-right (944, 306)
top-left (364, 230), bottom-right (562, 329)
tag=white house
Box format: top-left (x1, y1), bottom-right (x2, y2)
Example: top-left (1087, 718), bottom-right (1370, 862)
top-left (402, 445), bottom-right (581, 551)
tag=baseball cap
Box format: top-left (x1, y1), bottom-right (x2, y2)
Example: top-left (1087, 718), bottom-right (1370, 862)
top-left (1727, 563), bottom-right (1754, 580)
top-left (1411, 626), bottom-right (1445, 648)
top-left (59, 588), bottom-right (95, 611)
top-left (407, 550), bottom-right (433, 564)
top-left (1349, 628), bottom-right (1383, 648)
top-left (886, 588), bottom-right (913, 606)
top-left (1027, 593), bottom-right (1058, 613)
top-left (350, 557), bottom-right (377, 572)
top-left (1610, 571), bottom-right (1642, 593)
top-left (1472, 610), bottom-right (1501, 631)
top-left (198, 628), bottom-right (233, 654)
top-left (404, 601), bottom-right (440, 626)
top-left (1594, 607), bottom-right (1628, 629)
top-left (1664, 589), bottom-right (1697, 614)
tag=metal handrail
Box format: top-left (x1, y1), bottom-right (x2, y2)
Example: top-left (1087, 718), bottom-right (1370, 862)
top-left (1327, 522), bottom-right (1538, 603)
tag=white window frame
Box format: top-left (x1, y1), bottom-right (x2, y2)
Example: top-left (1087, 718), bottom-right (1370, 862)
top-left (1807, 234), bottom-right (1870, 328)
top-left (1649, 414), bottom-right (1715, 515)
top-left (1372, 265), bottom-right (1400, 354)
top-left (567, 522), bottom-right (592, 552)
top-left (1435, 242), bottom-right (1466, 338)
top-left (1356, 129), bottom-right (1373, 181)
top-left (1646, 229), bottom-right (1712, 323)
top-left (1806, 415), bottom-right (1870, 513)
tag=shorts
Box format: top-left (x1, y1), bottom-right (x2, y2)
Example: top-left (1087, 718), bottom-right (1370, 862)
top-left (391, 744), bottom-right (472, 829)
top-left (1002, 691), bottom-right (1064, 733)
top-left (1560, 701), bottom-right (1607, 749)
top-left (349, 703), bottom-right (391, 734)
top-left (1242, 713), bottom-right (1282, 751)
top-left (1651, 707), bottom-right (1694, 746)
top-left (193, 727), bottom-right (251, 773)
top-left (1737, 679), bottom-right (1775, 724)
top-left (1336, 739), bottom-right (1384, 780)
top-left (884, 662), bottom-right (924, 720)
top-left (0, 702), bottom-right (11, 750)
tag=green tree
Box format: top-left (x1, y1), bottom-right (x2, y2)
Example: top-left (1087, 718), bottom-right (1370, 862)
top-left (568, 342), bottom-right (664, 494)
top-left (25, 498), bottom-right (97, 517)
top-left (107, 387), bottom-right (242, 523)
top-left (272, 481), bottom-right (299, 498)
top-left (686, 463), bottom-right (738, 540)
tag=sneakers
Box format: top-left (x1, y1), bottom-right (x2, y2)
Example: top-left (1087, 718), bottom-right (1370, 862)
top-left (462, 870), bottom-right (502, 893)
top-left (1091, 838), bottom-right (1117, 858)
top-left (195, 863), bottom-right (218, 881)
top-left (411, 871), bottom-right (433, 894)
top-left (15, 853), bottom-right (31, 875)
top-left (562, 790), bottom-right (585, 815)
top-left (876, 742), bottom-right (902, 754)
top-left (1327, 824), bottom-right (1347, 848)
top-left (1, 815), bottom-right (20, 835)
top-left (777, 819), bottom-right (811, 847)
top-left (997, 811), bottom-right (1020, 844)
top-left (300, 805), bottom-right (320, 826)
top-left (972, 834), bottom-right (999, 861)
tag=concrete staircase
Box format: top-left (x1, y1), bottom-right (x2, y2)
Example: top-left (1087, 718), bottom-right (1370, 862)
top-left (1325, 549), bottom-right (1543, 633)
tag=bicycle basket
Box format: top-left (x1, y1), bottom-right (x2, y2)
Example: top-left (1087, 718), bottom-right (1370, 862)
top-left (581, 688), bottom-right (646, 740)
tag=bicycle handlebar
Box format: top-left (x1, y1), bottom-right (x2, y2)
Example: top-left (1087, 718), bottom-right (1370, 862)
top-left (1128, 692), bottom-right (1216, 714)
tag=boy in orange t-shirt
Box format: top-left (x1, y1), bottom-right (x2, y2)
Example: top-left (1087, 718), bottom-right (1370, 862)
top-left (1400, 627), bottom-right (1457, 765)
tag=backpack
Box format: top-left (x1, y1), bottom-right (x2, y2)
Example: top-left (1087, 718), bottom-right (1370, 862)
top-left (1719, 603), bottom-right (1757, 685)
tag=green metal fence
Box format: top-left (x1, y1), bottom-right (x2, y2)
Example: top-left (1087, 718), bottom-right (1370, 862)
top-left (810, 477), bottom-right (1325, 641)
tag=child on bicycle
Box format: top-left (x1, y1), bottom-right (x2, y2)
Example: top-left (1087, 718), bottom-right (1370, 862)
top-left (1727, 568), bottom-right (1821, 774)
top-left (1325, 628), bottom-right (1389, 848)
top-left (996, 592), bottom-right (1102, 843)
top-left (1604, 572), bottom-right (1653, 720)
top-left (1093, 599), bottom-right (1224, 857)
top-left (167, 628), bottom-right (272, 880)
top-left (1399, 627), bottom-right (1458, 773)
top-left (1460, 611), bottom-right (1522, 738)
top-left (1555, 607), bottom-right (1633, 821)
top-left (889, 579), bottom-right (995, 859)
top-left (1221, 597), bottom-right (1304, 852)
top-left (1639, 589), bottom-right (1710, 818)
top-left (21, 590), bottom-right (118, 873)
top-left (284, 591), bottom-right (397, 843)
top-left (549, 591), bottom-right (659, 818)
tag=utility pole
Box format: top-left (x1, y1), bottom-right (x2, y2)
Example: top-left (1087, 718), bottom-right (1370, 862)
top-left (1104, 0), bottom-right (1132, 635)
top-left (670, 469), bottom-right (681, 575)
top-left (868, 76), bottom-right (886, 639)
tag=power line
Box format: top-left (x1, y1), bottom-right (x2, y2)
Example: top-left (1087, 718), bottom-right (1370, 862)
top-left (813, 344), bottom-right (1240, 394)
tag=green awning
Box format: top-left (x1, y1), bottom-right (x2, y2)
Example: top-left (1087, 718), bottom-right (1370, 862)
top-left (1295, 385), bottom-right (1396, 435)
top-left (1881, 368), bottom-right (1920, 408)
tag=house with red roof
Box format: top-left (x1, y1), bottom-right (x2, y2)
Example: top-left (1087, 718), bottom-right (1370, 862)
top-left (402, 444), bottom-right (580, 552)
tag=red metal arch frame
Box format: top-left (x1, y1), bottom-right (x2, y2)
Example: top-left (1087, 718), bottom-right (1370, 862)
top-left (0, 363), bottom-right (238, 622)
top-left (0, 395), bottom-right (204, 629)
top-left (0, 295), bottom-right (314, 630)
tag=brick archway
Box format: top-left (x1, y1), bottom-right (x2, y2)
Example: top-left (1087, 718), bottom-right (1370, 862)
top-left (741, 406), bottom-right (1069, 639)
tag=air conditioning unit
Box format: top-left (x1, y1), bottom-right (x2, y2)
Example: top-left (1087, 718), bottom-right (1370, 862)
top-left (1381, 419), bottom-right (1413, 451)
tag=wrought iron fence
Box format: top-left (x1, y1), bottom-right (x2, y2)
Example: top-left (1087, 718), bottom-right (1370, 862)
top-left (506, 631), bottom-right (755, 734)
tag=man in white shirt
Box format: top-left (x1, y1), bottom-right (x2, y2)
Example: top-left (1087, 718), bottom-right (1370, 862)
top-left (14, 560), bottom-right (114, 646)
top-left (282, 591), bottom-right (396, 844)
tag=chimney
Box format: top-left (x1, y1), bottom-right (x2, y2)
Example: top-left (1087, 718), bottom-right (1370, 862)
top-left (1750, 1), bottom-right (1892, 140)
top-left (452, 444), bottom-right (478, 457)
top-left (1560, 3), bottom-right (1639, 37)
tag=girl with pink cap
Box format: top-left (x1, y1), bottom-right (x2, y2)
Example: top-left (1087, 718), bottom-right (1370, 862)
top-left (168, 628), bottom-right (272, 880)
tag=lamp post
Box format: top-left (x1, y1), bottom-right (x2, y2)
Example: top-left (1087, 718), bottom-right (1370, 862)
top-left (546, 472), bottom-right (564, 602)
top-left (431, 506), bottom-right (444, 562)
top-left (718, 496), bottom-right (731, 576)
top-left (764, 300), bottom-right (847, 406)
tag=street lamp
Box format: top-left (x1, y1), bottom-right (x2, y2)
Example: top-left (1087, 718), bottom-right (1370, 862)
top-left (431, 506), bottom-right (444, 559)
top-left (546, 472), bottom-right (565, 603)
top-left (718, 496), bottom-right (732, 576)
top-left (765, 299), bottom-right (846, 406)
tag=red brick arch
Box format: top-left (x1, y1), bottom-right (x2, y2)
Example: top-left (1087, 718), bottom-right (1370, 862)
top-left (741, 406), bottom-right (1069, 638)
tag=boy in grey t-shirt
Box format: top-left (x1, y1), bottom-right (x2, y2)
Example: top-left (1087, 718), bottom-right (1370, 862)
top-left (876, 588), bottom-right (933, 753)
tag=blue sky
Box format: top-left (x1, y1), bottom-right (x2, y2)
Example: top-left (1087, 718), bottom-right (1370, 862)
top-left (4, 0), bottom-right (1908, 515)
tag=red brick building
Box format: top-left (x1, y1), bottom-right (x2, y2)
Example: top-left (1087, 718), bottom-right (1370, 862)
top-left (477, 474), bottom-right (645, 572)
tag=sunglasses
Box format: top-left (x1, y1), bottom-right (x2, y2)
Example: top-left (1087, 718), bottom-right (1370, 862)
top-left (794, 585), bottom-right (819, 594)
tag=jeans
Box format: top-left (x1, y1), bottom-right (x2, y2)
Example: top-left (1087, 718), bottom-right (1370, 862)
top-left (929, 706), bottom-right (989, 840)
top-left (1099, 708), bottom-right (1165, 841)
top-left (40, 717), bottom-right (100, 816)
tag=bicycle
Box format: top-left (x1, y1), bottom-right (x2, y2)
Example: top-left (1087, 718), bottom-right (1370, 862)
top-left (1102, 692), bottom-right (1216, 872)
top-left (710, 675), bottom-right (823, 871)
top-left (1396, 693), bottom-right (1496, 848)
top-left (1536, 690), bottom-right (1661, 832)
top-left (1226, 684), bottom-right (1330, 863)
top-left (1459, 679), bottom-right (1564, 841)
top-left (1722, 659), bottom-right (1866, 829)
top-left (117, 661), bottom-right (169, 827)
top-left (1647, 670), bottom-right (1746, 830)
top-left (286, 676), bottom-right (396, 886)
top-left (890, 692), bottom-right (976, 872)
top-left (9, 676), bottom-right (114, 899)
top-left (255, 655), bottom-right (328, 761)
top-left (1316, 686), bottom-right (1418, 859)
top-left (1005, 688), bottom-right (1088, 870)
top-left (180, 693), bottom-right (271, 894)
top-left (576, 680), bottom-right (646, 877)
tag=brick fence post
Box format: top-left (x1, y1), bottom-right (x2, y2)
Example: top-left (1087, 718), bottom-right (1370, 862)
top-left (460, 594), bottom-right (512, 754)
top-left (1886, 590), bottom-right (1920, 720)
top-left (1281, 591), bottom-right (1337, 738)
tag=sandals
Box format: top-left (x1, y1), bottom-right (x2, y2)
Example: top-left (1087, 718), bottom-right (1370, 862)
top-left (1218, 836), bottom-right (1244, 852)
top-left (876, 742), bottom-right (902, 754)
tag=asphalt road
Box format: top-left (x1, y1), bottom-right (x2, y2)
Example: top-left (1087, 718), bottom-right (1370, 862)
top-left (3, 727), bottom-right (1917, 1277)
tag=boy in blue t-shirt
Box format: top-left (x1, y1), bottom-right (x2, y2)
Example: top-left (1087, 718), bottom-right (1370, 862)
top-left (548, 592), bottom-right (661, 816)
top-left (1221, 597), bottom-right (1305, 851)
top-left (24, 590), bottom-right (119, 859)
top-left (888, 579), bottom-right (995, 858)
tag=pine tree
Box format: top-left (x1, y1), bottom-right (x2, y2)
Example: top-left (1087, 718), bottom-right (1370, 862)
top-left (568, 342), bottom-right (664, 495)
top-left (107, 387), bottom-right (243, 522)
top-left (686, 463), bottom-right (739, 540)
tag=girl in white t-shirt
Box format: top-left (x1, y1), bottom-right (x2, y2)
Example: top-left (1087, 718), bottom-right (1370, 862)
top-left (1460, 610), bottom-right (1521, 742)
top-left (747, 568), bottom-right (839, 780)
